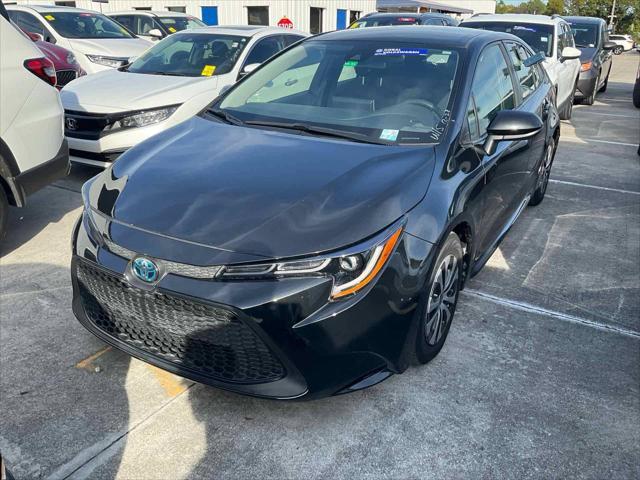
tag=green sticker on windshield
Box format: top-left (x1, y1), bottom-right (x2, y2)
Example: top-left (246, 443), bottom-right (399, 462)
top-left (344, 59), bottom-right (358, 67)
top-left (380, 129), bottom-right (399, 142)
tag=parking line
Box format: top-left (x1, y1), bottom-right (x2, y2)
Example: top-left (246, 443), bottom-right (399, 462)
top-left (572, 111), bottom-right (640, 119)
top-left (560, 136), bottom-right (639, 147)
top-left (463, 289), bottom-right (640, 340)
top-left (549, 179), bottom-right (640, 196)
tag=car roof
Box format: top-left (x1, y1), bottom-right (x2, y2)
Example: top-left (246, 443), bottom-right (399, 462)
top-left (562, 16), bottom-right (605, 25)
top-left (316, 26), bottom-right (509, 49)
top-left (5, 4), bottom-right (98, 13)
top-left (360, 12), bottom-right (451, 19)
top-left (108, 10), bottom-right (194, 18)
top-left (463, 14), bottom-right (562, 26)
top-left (179, 25), bottom-right (307, 37)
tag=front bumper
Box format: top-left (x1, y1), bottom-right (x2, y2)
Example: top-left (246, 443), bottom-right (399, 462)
top-left (71, 211), bottom-right (434, 399)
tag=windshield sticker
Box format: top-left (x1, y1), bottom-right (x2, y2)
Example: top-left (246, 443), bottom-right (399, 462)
top-left (430, 109), bottom-right (451, 141)
top-left (44, 15), bottom-right (55, 21)
top-left (344, 59), bottom-right (359, 67)
top-left (201, 65), bottom-right (216, 76)
top-left (380, 129), bottom-right (399, 141)
top-left (540, 37), bottom-right (548, 42)
top-left (513, 25), bottom-right (537, 32)
top-left (168, 26), bottom-right (177, 33)
top-left (374, 48), bottom-right (428, 56)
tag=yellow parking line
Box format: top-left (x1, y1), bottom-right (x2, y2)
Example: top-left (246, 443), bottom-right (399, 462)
top-left (145, 364), bottom-right (191, 397)
top-left (75, 346), bottom-right (112, 371)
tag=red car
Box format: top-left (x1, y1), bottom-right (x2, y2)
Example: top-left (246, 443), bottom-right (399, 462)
top-left (23, 30), bottom-right (85, 89)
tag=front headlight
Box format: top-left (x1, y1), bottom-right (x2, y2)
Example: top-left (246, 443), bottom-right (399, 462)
top-left (86, 54), bottom-right (128, 68)
top-left (221, 225), bottom-right (404, 300)
top-left (103, 106), bottom-right (179, 133)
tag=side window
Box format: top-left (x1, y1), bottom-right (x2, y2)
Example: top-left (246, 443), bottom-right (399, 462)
top-left (137, 15), bottom-right (154, 35)
top-left (244, 36), bottom-right (282, 66)
top-left (113, 15), bottom-right (134, 31)
top-left (565, 25), bottom-right (575, 47)
top-left (15, 12), bottom-right (49, 40)
top-left (471, 44), bottom-right (516, 134)
top-left (506, 42), bottom-right (539, 101)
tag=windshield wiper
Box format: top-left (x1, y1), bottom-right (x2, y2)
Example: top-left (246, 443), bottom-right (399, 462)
top-left (243, 120), bottom-right (392, 145)
top-left (207, 107), bottom-right (244, 125)
top-left (145, 71), bottom-right (185, 76)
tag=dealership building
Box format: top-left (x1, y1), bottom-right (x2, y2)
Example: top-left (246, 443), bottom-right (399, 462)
top-left (6, 0), bottom-right (496, 32)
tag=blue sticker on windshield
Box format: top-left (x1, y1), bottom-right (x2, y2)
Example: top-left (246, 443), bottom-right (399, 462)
top-left (374, 48), bottom-right (428, 56)
top-left (380, 129), bottom-right (399, 141)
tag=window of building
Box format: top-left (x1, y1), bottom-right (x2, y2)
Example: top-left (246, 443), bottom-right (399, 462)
top-left (55, 1), bottom-right (76, 6)
top-left (349, 10), bottom-right (360, 25)
top-left (133, 7), bottom-right (152, 11)
top-left (167, 6), bottom-right (186, 13)
top-left (310, 7), bottom-right (323, 34)
top-left (247, 6), bottom-right (269, 26)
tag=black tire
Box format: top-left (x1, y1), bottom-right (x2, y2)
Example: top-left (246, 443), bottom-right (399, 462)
top-left (633, 77), bottom-right (640, 108)
top-left (582, 72), bottom-right (600, 105)
top-left (558, 89), bottom-right (575, 120)
top-left (614, 46), bottom-right (623, 55)
top-left (414, 232), bottom-right (463, 365)
top-left (529, 137), bottom-right (556, 206)
top-left (0, 186), bottom-right (8, 244)
top-left (599, 73), bottom-right (609, 93)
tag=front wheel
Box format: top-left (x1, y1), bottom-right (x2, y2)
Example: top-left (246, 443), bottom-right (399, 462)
top-left (414, 232), bottom-right (463, 365)
top-left (559, 89), bottom-right (575, 120)
top-left (599, 73), bottom-right (609, 92)
top-left (582, 73), bottom-right (600, 105)
top-left (614, 46), bottom-right (623, 55)
top-left (529, 137), bottom-right (556, 206)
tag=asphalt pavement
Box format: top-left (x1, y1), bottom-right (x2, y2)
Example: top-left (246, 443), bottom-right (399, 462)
top-left (1, 52), bottom-right (639, 479)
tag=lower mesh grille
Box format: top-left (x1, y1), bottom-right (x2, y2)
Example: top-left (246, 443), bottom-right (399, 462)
top-left (76, 260), bottom-right (285, 384)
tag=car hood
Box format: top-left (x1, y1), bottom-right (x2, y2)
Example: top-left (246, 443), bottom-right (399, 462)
top-left (60, 69), bottom-right (218, 111)
top-left (87, 116), bottom-right (436, 259)
top-left (68, 37), bottom-right (151, 58)
top-left (576, 46), bottom-right (596, 62)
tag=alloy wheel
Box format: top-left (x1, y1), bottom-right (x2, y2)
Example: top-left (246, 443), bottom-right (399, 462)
top-left (424, 254), bottom-right (459, 346)
top-left (538, 140), bottom-right (555, 195)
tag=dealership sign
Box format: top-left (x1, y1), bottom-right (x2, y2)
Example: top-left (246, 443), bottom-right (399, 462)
top-left (277, 16), bottom-right (294, 29)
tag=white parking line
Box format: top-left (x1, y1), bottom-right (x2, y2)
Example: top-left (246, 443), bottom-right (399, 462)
top-left (464, 289), bottom-right (640, 339)
top-left (549, 179), bottom-right (640, 195)
top-left (560, 136), bottom-right (639, 147)
top-left (573, 111), bottom-right (640, 119)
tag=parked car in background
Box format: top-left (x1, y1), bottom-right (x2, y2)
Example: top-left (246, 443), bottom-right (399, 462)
top-left (61, 26), bottom-right (307, 167)
top-left (108, 11), bottom-right (205, 42)
top-left (563, 16), bottom-right (615, 105)
top-left (0, 3), bottom-right (69, 242)
top-left (608, 34), bottom-right (634, 54)
top-left (71, 26), bottom-right (560, 400)
top-left (461, 14), bottom-right (581, 120)
top-left (22, 29), bottom-right (86, 89)
top-left (6, 5), bottom-right (152, 74)
top-left (350, 12), bottom-right (458, 27)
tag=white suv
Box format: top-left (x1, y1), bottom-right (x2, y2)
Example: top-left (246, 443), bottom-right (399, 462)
top-left (6, 5), bottom-right (152, 75)
top-left (461, 14), bottom-right (581, 120)
top-left (0, 4), bottom-right (69, 241)
top-left (61, 26), bottom-right (307, 167)
top-left (609, 34), bottom-right (634, 55)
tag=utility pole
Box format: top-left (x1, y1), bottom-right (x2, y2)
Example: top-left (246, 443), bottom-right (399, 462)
top-left (608, 0), bottom-right (616, 32)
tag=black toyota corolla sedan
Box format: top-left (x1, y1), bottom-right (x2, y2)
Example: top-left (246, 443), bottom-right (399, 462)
top-left (72, 27), bottom-right (560, 400)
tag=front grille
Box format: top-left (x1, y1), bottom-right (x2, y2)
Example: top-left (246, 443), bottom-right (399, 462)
top-left (76, 260), bottom-right (285, 384)
top-left (56, 69), bottom-right (77, 87)
top-left (65, 110), bottom-right (114, 140)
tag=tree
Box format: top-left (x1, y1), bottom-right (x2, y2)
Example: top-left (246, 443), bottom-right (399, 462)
top-left (546, 0), bottom-right (565, 15)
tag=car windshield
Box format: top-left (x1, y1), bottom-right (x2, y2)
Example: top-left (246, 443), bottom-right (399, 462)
top-left (41, 11), bottom-right (134, 39)
top-left (568, 23), bottom-right (598, 47)
top-left (463, 21), bottom-right (554, 56)
top-left (126, 32), bottom-right (249, 77)
top-left (352, 16), bottom-right (420, 27)
top-left (217, 40), bottom-right (460, 145)
top-left (158, 16), bottom-right (206, 32)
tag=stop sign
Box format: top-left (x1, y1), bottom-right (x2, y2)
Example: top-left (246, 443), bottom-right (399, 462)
top-left (277, 16), bottom-right (294, 29)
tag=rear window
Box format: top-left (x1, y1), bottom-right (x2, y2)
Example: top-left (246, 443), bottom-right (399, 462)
top-left (463, 21), bottom-right (554, 57)
top-left (351, 16), bottom-right (419, 27)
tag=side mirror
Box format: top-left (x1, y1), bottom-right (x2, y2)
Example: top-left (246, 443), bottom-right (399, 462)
top-left (483, 110), bottom-right (543, 156)
top-left (148, 28), bottom-right (164, 39)
top-left (240, 63), bottom-right (260, 77)
top-left (603, 41), bottom-right (617, 50)
top-left (26, 31), bottom-right (44, 42)
top-left (560, 46), bottom-right (581, 61)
